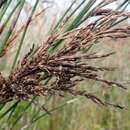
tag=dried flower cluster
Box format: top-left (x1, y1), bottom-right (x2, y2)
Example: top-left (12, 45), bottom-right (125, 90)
top-left (0, 8), bottom-right (130, 109)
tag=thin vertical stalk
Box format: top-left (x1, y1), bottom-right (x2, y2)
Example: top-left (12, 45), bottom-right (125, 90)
top-left (0, 0), bottom-right (25, 55)
top-left (0, 0), bottom-right (8, 9)
top-left (10, 0), bottom-right (39, 72)
top-left (0, 1), bottom-right (20, 34)
top-left (52, 0), bottom-right (75, 33)
top-left (0, 0), bottom-right (12, 22)
top-left (30, 99), bottom-right (76, 125)
top-left (11, 97), bottom-right (36, 129)
top-left (65, 0), bottom-right (96, 31)
top-left (0, 101), bottom-right (19, 119)
top-left (116, 0), bottom-right (130, 10)
top-left (65, 0), bottom-right (86, 23)
top-left (49, 0), bottom-right (95, 52)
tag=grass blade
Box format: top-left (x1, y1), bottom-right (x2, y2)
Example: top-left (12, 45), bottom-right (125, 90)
top-left (7, 102), bottom-right (18, 121)
top-left (65, 0), bottom-right (86, 23)
top-left (11, 97), bottom-right (36, 129)
top-left (30, 98), bottom-right (77, 125)
top-left (0, 0), bottom-right (25, 55)
top-left (0, 0), bottom-right (8, 9)
top-left (0, 0), bottom-right (12, 22)
top-left (10, 0), bottom-right (39, 72)
top-left (116, 0), bottom-right (130, 10)
top-left (0, 101), bottom-right (19, 120)
top-left (0, 1), bottom-right (20, 34)
top-left (49, 0), bottom-right (95, 52)
top-left (65, 0), bottom-right (96, 31)
top-left (52, 0), bottom-right (75, 33)
top-left (31, 103), bottom-right (67, 124)
top-left (0, 103), bottom-right (6, 111)
top-left (108, 0), bottom-right (130, 28)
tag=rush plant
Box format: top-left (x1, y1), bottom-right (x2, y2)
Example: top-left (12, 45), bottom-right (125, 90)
top-left (0, 0), bottom-right (130, 129)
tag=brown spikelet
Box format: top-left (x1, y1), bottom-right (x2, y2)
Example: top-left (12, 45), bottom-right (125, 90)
top-left (0, 2), bottom-right (130, 110)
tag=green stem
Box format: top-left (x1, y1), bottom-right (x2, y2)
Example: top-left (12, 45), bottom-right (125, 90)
top-left (0, 0), bottom-right (12, 22)
top-left (52, 1), bottom-right (75, 33)
top-left (10, 0), bottom-right (39, 72)
top-left (49, 0), bottom-right (94, 52)
top-left (0, 0), bottom-right (25, 55)
top-left (0, 1), bottom-right (20, 34)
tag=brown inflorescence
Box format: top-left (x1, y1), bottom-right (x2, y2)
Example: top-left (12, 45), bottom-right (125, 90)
top-left (0, 8), bottom-right (130, 110)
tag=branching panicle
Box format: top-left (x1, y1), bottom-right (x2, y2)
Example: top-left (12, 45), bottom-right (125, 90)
top-left (0, 1), bottom-right (130, 110)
